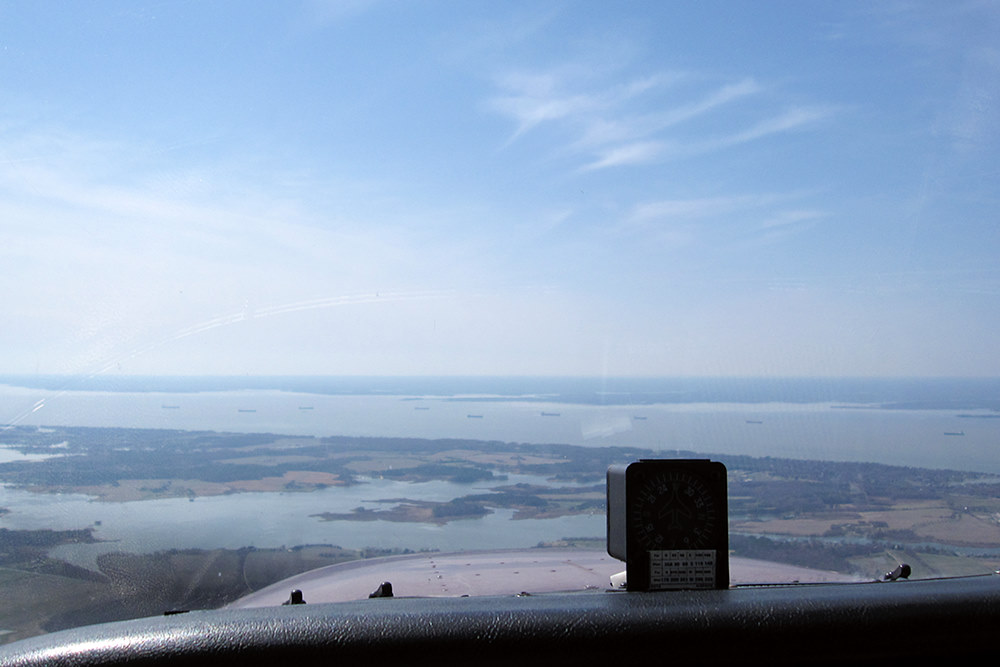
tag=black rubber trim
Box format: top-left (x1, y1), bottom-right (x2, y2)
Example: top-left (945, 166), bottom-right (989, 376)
top-left (2, 575), bottom-right (998, 666)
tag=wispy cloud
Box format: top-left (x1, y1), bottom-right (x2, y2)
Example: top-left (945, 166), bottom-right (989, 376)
top-left (717, 106), bottom-right (835, 147)
top-left (488, 71), bottom-right (602, 141)
top-left (625, 193), bottom-right (829, 246)
top-left (581, 141), bottom-right (667, 171)
top-left (487, 63), bottom-right (832, 172)
top-left (487, 68), bottom-right (687, 148)
top-left (650, 78), bottom-right (764, 131)
top-left (630, 194), bottom-right (785, 222)
top-left (760, 209), bottom-right (829, 229)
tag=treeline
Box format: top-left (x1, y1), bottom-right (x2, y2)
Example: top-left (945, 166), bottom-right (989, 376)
top-left (380, 463), bottom-right (496, 483)
top-left (729, 534), bottom-right (879, 575)
top-left (0, 526), bottom-right (96, 550)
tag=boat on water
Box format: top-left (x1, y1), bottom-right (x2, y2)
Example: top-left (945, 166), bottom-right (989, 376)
top-left (944, 431), bottom-right (965, 436)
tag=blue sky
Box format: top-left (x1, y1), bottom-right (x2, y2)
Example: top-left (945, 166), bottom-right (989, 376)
top-left (0, 0), bottom-right (997, 377)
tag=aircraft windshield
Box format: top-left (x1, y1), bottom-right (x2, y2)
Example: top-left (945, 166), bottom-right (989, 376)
top-left (1, 0), bottom-right (999, 643)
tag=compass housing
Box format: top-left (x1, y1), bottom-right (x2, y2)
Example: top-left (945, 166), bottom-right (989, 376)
top-left (608, 459), bottom-right (728, 591)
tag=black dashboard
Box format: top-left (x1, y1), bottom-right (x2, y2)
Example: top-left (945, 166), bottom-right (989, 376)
top-left (1, 575), bottom-right (998, 666)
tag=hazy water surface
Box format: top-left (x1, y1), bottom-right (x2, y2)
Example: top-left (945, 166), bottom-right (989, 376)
top-left (2, 377), bottom-right (999, 563)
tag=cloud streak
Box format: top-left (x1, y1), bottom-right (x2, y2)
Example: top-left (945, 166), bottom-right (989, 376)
top-left (623, 193), bottom-right (830, 250)
top-left (581, 140), bottom-right (667, 170)
top-left (488, 63), bottom-right (832, 173)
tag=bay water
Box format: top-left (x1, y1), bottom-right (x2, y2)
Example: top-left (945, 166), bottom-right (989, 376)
top-left (1, 377), bottom-right (998, 567)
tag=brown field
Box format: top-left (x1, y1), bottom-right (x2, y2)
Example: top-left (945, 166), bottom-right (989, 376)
top-left (733, 498), bottom-right (1000, 548)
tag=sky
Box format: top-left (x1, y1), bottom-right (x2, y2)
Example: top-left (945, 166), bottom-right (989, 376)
top-left (0, 0), bottom-right (998, 377)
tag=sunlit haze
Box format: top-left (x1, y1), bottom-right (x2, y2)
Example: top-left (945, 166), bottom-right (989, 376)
top-left (1, 1), bottom-right (997, 377)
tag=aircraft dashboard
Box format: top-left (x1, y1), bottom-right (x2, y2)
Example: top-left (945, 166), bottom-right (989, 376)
top-left (1, 574), bottom-right (997, 666)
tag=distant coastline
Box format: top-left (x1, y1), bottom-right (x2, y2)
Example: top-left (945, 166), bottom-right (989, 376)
top-left (3, 375), bottom-right (1000, 410)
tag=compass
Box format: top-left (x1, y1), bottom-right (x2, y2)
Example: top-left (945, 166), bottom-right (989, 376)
top-left (608, 459), bottom-right (728, 591)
